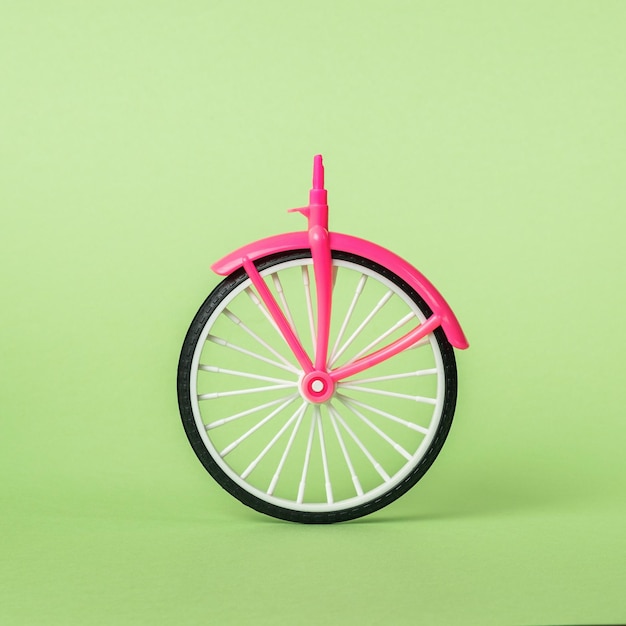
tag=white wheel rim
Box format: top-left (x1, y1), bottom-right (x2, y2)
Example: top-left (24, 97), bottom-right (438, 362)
top-left (189, 257), bottom-right (446, 513)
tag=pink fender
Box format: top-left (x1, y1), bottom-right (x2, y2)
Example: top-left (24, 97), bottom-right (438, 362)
top-left (211, 232), bottom-right (469, 350)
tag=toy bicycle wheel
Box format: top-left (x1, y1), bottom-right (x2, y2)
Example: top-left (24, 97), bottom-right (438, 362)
top-left (177, 250), bottom-right (457, 523)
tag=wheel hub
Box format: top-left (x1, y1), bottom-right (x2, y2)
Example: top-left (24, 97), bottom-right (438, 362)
top-left (300, 371), bottom-right (335, 404)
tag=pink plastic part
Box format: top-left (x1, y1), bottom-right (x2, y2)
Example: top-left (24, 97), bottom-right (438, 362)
top-left (309, 154), bottom-right (328, 209)
top-left (212, 232), bottom-right (469, 351)
top-left (305, 156), bottom-right (333, 370)
top-left (312, 154), bottom-right (324, 189)
top-left (300, 371), bottom-right (335, 404)
top-left (288, 154), bottom-right (328, 228)
top-left (309, 227), bottom-right (332, 369)
top-left (212, 231), bottom-right (310, 275)
top-left (211, 153), bottom-right (467, 385)
top-left (329, 314), bottom-right (442, 382)
top-left (241, 256), bottom-right (314, 374)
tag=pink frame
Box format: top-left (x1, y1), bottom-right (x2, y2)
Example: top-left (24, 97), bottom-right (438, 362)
top-left (211, 156), bottom-right (468, 384)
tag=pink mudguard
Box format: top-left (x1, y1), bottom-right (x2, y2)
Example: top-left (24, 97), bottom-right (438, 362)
top-left (211, 232), bottom-right (469, 351)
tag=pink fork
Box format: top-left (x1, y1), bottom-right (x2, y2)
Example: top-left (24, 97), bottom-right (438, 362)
top-left (240, 156), bottom-right (448, 397)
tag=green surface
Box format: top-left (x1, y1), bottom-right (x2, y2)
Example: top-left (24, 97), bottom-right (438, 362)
top-left (1, 1), bottom-right (625, 624)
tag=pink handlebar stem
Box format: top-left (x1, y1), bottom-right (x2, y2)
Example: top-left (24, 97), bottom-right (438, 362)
top-left (309, 155), bottom-right (328, 209)
top-left (312, 154), bottom-right (324, 189)
top-left (307, 155), bottom-right (332, 370)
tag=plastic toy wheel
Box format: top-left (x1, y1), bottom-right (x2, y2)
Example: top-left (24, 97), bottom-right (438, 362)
top-left (177, 250), bottom-right (457, 523)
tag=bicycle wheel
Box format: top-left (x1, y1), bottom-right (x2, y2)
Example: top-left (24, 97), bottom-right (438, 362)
top-left (177, 250), bottom-right (457, 523)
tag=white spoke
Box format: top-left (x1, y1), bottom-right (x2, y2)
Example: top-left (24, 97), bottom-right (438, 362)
top-left (219, 395), bottom-right (298, 457)
top-left (337, 394), bottom-right (429, 435)
top-left (198, 383), bottom-right (296, 401)
top-left (241, 403), bottom-right (307, 480)
top-left (244, 287), bottom-right (304, 363)
top-left (244, 287), bottom-right (285, 338)
top-left (335, 397), bottom-right (412, 461)
top-left (272, 273), bottom-right (300, 339)
top-left (337, 384), bottom-right (436, 405)
top-left (199, 364), bottom-right (296, 385)
top-left (332, 409), bottom-right (390, 482)
top-left (205, 395), bottom-right (295, 430)
top-left (316, 406), bottom-right (333, 504)
top-left (348, 312), bottom-right (415, 363)
top-left (206, 335), bottom-right (300, 374)
top-left (329, 274), bottom-right (367, 364)
top-left (327, 403), bottom-right (363, 496)
top-left (268, 404), bottom-right (308, 495)
top-left (344, 368), bottom-right (438, 385)
top-left (301, 266), bottom-right (316, 350)
top-left (297, 407), bottom-right (318, 504)
top-left (329, 290), bottom-right (393, 367)
top-left (222, 308), bottom-right (299, 372)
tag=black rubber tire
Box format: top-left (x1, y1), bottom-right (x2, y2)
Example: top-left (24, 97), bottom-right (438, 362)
top-left (177, 250), bottom-right (458, 523)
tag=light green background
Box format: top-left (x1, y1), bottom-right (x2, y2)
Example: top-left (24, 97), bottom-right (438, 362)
top-left (1, 2), bottom-right (625, 624)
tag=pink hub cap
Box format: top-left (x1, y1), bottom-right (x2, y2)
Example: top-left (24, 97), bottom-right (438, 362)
top-left (300, 371), bottom-right (336, 404)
